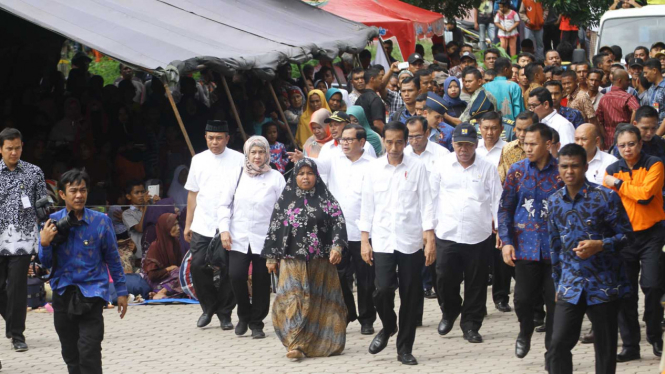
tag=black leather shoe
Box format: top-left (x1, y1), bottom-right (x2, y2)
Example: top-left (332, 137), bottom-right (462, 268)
top-left (251, 329), bottom-right (266, 339)
top-left (653, 341), bottom-right (663, 357)
top-left (437, 318), bottom-right (454, 336)
top-left (495, 302), bottom-right (512, 313)
top-left (580, 329), bottom-right (594, 344)
top-left (369, 329), bottom-right (394, 354)
top-left (220, 316), bottom-right (234, 331)
top-left (463, 330), bottom-right (483, 343)
top-left (197, 313), bottom-right (212, 328)
top-left (533, 318), bottom-right (544, 327)
top-left (397, 353), bottom-right (418, 365)
top-left (235, 321), bottom-right (248, 336)
top-left (11, 340), bottom-right (28, 352)
top-left (361, 324), bottom-right (375, 335)
top-left (424, 289), bottom-right (437, 299)
top-left (535, 324), bottom-right (546, 333)
top-left (616, 348), bottom-right (640, 362)
top-left (416, 320), bottom-right (422, 327)
top-left (515, 335), bottom-right (531, 359)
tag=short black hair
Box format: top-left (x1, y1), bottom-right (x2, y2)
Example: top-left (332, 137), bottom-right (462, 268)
top-left (558, 143), bottom-right (587, 164)
top-left (634, 46), bottom-right (649, 56)
top-left (528, 87), bottom-right (554, 107)
top-left (525, 123), bottom-right (553, 142)
top-left (416, 93), bottom-right (428, 102)
top-left (485, 48), bottom-right (501, 59)
top-left (639, 72), bottom-right (652, 91)
top-left (549, 66), bottom-right (564, 77)
top-left (402, 76), bottom-right (421, 90)
top-left (351, 67), bottom-right (364, 76)
top-left (372, 64), bottom-right (386, 72)
top-left (494, 57), bottom-right (512, 74)
top-left (525, 62), bottom-right (543, 82)
top-left (516, 110), bottom-right (539, 124)
top-left (405, 116), bottom-right (428, 132)
top-left (125, 179), bottom-right (144, 195)
top-left (635, 105), bottom-right (659, 123)
top-left (592, 53), bottom-right (608, 68)
top-left (517, 52), bottom-right (536, 62)
top-left (58, 168), bottom-right (90, 192)
top-left (551, 128), bottom-right (560, 143)
top-left (383, 39), bottom-right (393, 47)
top-left (521, 38), bottom-right (534, 48)
top-left (615, 124), bottom-right (641, 143)
top-left (359, 49), bottom-right (372, 59)
top-left (644, 58), bottom-right (662, 70)
top-left (0, 128), bottom-right (22, 148)
top-left (341, 123), bottom-right (367, 140)
top-left (588, 68), bottom-right (605, 79)
top-left (544, 80), bottom-right (563, 91)
top-left (561, 70), bottom-right (577, 80)
top-left (464, 68), bottom-right (483, 80)
top-left (363, 68), bottom-right (381, 82)
top-left (556, 41), bottom-right (574, 62)
top-left (384, 120), bottom-right (407, 139)
top-left (484, 69), bottom-right (496, 77)
top-left (261, 121), bottom-right (279, 137)
top-left (479, 111), bottom-right (502, 125)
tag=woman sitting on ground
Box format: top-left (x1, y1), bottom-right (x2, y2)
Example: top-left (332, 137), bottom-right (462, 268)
top-left (141, 213), bottom-right (184, 299)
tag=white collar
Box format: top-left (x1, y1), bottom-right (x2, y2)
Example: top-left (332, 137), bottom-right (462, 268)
top-left (543, 110), bottom-right (558, 122)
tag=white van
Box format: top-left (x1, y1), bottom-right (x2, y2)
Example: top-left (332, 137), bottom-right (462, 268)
top-left (596, 5), bottom-right (665, 58)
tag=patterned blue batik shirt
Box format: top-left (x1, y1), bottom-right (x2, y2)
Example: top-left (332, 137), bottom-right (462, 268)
top-left (39, 208), bottom-right (127, 302)
top-left (498, 156), bottom-right (564, 261)
top-left (547, 181), bottom-right (632, 305)
top-left (558, 106), bottom-right (584, 129)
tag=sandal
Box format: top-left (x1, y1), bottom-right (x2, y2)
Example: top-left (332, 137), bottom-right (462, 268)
top-left (286, 349), bottom-right (305, 361)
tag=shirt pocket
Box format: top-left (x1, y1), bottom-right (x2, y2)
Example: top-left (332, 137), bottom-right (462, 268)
top-left (399, 180), bottom-right (418, 208)
top-left (82, 239), bottom-right (101, 264)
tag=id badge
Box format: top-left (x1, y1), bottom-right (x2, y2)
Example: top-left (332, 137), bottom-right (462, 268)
top-left (21, 195), bottom-right (31, 209)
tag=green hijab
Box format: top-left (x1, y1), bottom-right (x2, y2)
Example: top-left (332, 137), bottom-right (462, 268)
top-left (346, 106), bottom-right (383, 156)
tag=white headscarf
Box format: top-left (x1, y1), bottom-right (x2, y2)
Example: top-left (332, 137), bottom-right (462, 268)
top-left (167, 165), bottom-right (189, 207)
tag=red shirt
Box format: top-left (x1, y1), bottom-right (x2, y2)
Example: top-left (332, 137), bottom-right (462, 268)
top-left (595, 86), bottom-right (640, 148)
top-left (559, 16), bottom-right (578, 31)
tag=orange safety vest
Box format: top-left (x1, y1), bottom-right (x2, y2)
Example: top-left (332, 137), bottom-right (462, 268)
top-left (522, 0), bottom-right (544, 30)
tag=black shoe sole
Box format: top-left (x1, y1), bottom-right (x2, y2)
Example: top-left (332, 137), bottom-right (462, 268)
top-left (397, 355), bottom-right (418, 365)
top-left (616, 354), bottom-right (640, 363)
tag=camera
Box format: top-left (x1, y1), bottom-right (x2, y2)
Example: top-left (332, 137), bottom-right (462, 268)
top-left (35, 196), bottom-right (83, 246)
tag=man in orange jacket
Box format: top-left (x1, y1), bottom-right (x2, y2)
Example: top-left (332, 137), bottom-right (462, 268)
top-left (604, 125), bottom-right (665, 362)
top-left (519, 0), bottom-right (548, 60)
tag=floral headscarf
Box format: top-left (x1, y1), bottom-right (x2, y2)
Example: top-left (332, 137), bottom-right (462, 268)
top-left (243, 136), bottom-right (272, 177)
top-left (261, 159), bottom-right (347, 261)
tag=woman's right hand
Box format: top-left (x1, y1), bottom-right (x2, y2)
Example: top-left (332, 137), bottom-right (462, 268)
top-left (221, 231), bottom-right (232, 250)
top-left (267, 262), bottom-right (279, 274)
top-left (165, 265), bottom-right (177, 272)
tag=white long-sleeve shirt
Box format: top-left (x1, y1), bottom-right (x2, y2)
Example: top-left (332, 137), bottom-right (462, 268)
top-left (228, 170), bottom-right (286, 254)
top-left (359, 153), bottom-right (435, 254)
top-left (404, 140), bottom-right (451, 174)
top-left (184, 148), bottom-right (244, 237)
top-left (476, 138), bottom-right (506, 167)
top-left (430, 153), bottom-right (502, 244)
top-left (586, 147), bottom-right (618, 185)
top-left (313, 149), bottom-right (375, 242)
top-left (542, 110), bottom-right (575, 146)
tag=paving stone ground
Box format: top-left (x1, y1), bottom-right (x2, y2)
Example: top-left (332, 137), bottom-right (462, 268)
top-left (3, 288), bottom-right (662, 374)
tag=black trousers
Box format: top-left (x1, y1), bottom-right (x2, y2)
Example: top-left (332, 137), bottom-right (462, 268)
top-left (561, 31), bottom-right (578, 47)
top-left (373, 249), bottom-right (424, 355)
top-left (190, 232), bottom-right (235, 319)
top-left (436, 236), bottom-right (491, 332)
top-left (514, 260), bottom-right (556, 350)
top-left (53, 287), bottom-right (105, 374)
top-left (618, 224), bottom-right (665, 350)
top-left (491, 234), bottom-right (513, 305)
top-left (228, 247), bottom-right (270, 330)
top-left (543, 24), bottom-right (560, 50)
top-left (0, 255), bottom-right (31, 342)
top-left (547, 297), bottom-right (619, 374)
top-left (337, 241), bottom-right (376, 325)
top-left (416, 263), bottom-right (436, 325)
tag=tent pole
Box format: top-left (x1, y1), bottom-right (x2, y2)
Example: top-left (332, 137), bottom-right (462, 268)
top-left (164, 83), bottom-right (195, 156)
top-left (297, 64), bottom-right (309, 95)
top-left (354, 54), bottom-right (362, 68)
top-left (221, 76), bottom-right (248, 142)
top-left (267, 82), bottom-right (297, 147)
top-left (378, 37), bottom-right (392, 63)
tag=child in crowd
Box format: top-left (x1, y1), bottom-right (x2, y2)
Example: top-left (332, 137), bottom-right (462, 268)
top-left (494, 0), bottom-right (520, 57)
top-left (249, 100), bottom-right (272, 136)
top-left (263, 122), bottom-right (289, 174)
top-left (285, 88), bottom-right (304, 136)
top-left (122, 179), bottom-right (160, 261)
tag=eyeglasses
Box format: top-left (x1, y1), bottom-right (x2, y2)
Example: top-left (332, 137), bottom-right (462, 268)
top-left (407, 134), bottom-right (424, 140)
top-left (617, 141), bottom-right (638, 149)
top-left (340, 137), bottom-right (357, 144)
top-left (527, 102), bottom-right (542, 110)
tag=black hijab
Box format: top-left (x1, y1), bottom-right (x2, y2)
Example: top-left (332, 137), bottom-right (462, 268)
top-left (261, 159), bottom-right (347, 261)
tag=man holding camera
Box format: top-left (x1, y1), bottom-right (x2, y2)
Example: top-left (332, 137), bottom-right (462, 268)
top-left (0, 128), bottom-right (47, 351)
top-left (39, 169), bottom-right (128, 374)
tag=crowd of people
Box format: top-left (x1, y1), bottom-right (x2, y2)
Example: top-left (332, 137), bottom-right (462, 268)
top-left (0, 1), bottom-right (665, 372)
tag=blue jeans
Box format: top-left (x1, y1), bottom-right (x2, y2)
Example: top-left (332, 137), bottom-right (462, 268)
top-left (479, 23), bottom-right (497, 50)
top-left (525, 28), bottom-right (544, 60)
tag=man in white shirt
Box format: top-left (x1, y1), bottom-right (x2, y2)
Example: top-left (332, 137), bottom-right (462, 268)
top-left (290, 123), bottom-right (378, 335)
top-left (527, 87), bottom-right (575, 146)
top-left (360, 121), bottom-right (436, 366)
top-left (475, 111), bottom-right (512, 314)
top-left (404, 116), bottom-right (449, 323)
top-left (184, 120), bottom-right (244, 330)
top-left (430, 123), bottom-right (502, 344)
top-left (574, 123), bottom-right (618, 185)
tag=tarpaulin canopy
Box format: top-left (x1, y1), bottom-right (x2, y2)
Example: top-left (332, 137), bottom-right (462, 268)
top-left (318, 0), bottom-right (443, 60)
top-left (0, 0), bottom-right (378, 81)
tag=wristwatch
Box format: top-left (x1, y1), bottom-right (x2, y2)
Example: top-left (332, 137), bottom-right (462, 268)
top-left (614, 179), bottom-right (622, 189)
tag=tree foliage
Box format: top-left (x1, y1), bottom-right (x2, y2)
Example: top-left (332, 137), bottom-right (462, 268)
top-left (402, 0), bottom-right (482, 22)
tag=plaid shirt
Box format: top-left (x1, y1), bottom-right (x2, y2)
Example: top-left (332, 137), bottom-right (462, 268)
top-left (567, 87), bottom-right (596, 122)
top-left (644, 79), bottom-right (665, 122)
top-left (386, 89), bottom-right (404, 119)
top-left (596, 86), bottom-right (640, 148)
